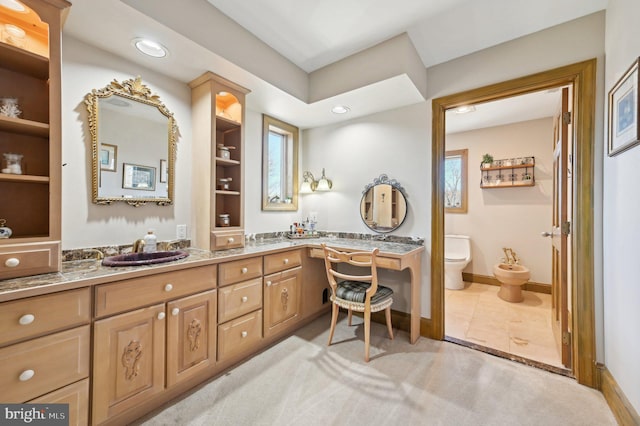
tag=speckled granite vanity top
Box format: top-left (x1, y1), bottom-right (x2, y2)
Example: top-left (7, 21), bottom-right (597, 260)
top-left (0, 237), bottom-right (424, 302)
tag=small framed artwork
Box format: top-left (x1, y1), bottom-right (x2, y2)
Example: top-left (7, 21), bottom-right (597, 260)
top-left (100, 143), bottom-right (117, 172)
top-left (160, 159), bottom-right (168, 183)
top-left (608, 58), bottom-right (640, 156)
top-left (122, 163), bottom-right (156, 191)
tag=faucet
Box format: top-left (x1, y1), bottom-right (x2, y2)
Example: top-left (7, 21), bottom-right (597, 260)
top-left (82, 248), bottom-right (104, 260)
top-left (132, 239), bottom-right (145, 253)
top-left (502, 248), bottom-right (520, 265)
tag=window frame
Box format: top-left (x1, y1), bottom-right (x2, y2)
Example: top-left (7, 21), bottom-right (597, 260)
top-left (444, 148), bottom-right (468, 214)
top-left (262, 114), bottom-right (299, 211)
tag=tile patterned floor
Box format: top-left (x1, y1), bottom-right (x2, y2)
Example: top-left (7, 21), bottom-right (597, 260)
top-left (445, 282), bottom-right (563, 368)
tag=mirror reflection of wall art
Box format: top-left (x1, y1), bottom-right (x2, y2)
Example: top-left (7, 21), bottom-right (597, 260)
top-left (160, 159), bottom-right (167, 183)
top-left (100, 143), bottom-right (117, 172)
top-left (608, 57), bottom-right (640, 156)
top-left (123, 163), bottom-right (156, 191)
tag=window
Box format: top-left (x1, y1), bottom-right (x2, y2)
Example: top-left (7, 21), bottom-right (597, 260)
top-left (262, 115), bottom-right (299, 211)
top-left (445, 149), bottom-right (468, 213)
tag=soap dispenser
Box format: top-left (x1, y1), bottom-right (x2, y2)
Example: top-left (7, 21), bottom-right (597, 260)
top-left (143, 230), bottom-right (157, 253)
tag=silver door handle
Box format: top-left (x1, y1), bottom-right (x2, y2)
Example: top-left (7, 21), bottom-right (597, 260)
top-left (541, 231), bottom-right (552, 237)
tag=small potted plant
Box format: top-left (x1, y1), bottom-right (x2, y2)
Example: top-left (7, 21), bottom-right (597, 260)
top-left (482, 153), bottom-right (494, 168)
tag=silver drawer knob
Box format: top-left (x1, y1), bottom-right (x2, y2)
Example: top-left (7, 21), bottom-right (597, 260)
top-left (171, 308), bottom-right (180, 316)
top-left (241, 331), bottom-right (248, 338)
top-left (241, 267), bottom-right (248, 274)
top-left (157, 312), bottom-right (166, 320)
top-left (241, 296), bottom-right (248, 303)
top-left (283, 258), bottom-right (289, 264)
top-left (19, 314), bottom-right (35, 325)
top-left (5, 258), bottom-right (19, 268)
top-left (228, 237), bottom-right (235, 243)
top-left (164, 283), bottom-right (173, 292)
top-left (19, 370), bottom-right (34, 382)
top-left (266, 281), bottom-right (272, 287)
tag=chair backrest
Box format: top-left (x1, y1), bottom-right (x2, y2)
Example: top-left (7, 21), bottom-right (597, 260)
top-left (321, 243), bottom-right (380, 302)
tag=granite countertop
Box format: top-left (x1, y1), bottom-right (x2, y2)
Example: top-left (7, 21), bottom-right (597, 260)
top-left (0, 237), bottom-right (424, 302)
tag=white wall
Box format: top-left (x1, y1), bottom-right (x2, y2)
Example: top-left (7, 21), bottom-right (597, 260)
top-left (302, 12), bottom-right (605, 323)
top-left (445, 118), bottom-right (553, 284)
top-left (603, 0), bottom-right (640, 413)
top-left (61, 36), bottom-right (193, 249)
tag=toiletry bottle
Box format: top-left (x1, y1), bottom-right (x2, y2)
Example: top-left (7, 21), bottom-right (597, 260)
top-left (143, 230), bottom-right (157, 253)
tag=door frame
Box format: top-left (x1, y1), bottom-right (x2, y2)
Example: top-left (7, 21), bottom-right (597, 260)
top-left (430, 59), bottom-right (597, 388)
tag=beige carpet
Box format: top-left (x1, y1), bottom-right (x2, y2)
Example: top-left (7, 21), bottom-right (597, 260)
top-left (136, 313), bottom-right (616, 426)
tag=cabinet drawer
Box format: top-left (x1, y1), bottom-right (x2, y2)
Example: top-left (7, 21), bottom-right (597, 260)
top-left (217, 310), bottom-right (262, 361)
top-left (212, 230), bottom-right (245, 250)
top-left (0, 288), bottom-right (90, 347)
top-left (95, 265), bottom-right (217, 317)
top-left (0, 325), bottom-right (90, 403)
top-left (29, 379), bottom-right (89, 426)
top-left (0, 242), bottom-right (61, 280)
top-left (308, 247), bottom-right (401, 270)
top-left (263, 249), bottom-right (302, 275)
top-left (218, 278), bottom-right (262, 323)
top-left (218, 256), bottom-right (262, 286)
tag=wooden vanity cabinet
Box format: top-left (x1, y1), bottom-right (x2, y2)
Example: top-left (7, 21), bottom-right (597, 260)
top-left (92, 266), bottom-right (218, 425)
top-left (0, 0), bottom-right (70, 279)
top-left (263, 250), bottom-right (303, 337)
top-left (216, 256), bottom-right (264, 362)
top-left (0, 287), bottom-right (90, 426)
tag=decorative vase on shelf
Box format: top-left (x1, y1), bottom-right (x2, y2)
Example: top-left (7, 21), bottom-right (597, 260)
top-left (0, 98), bottom-right (21, 118)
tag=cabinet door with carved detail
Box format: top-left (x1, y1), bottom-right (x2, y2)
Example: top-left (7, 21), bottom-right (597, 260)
top-left (264, 266), bottom-right (301, 337)
top-left (92, 304), bottom-right (166, 425)
top-left (166, 290), bottom-right (217, 387)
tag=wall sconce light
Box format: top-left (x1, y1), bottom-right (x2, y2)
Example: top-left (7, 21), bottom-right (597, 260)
top-left (300, 168), bottom-right (332, 193)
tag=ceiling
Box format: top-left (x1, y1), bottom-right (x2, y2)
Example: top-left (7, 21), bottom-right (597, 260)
top-left (206, 0), bottom-right (606, 72)
top-left (62, 0), bottom-right (606, 129)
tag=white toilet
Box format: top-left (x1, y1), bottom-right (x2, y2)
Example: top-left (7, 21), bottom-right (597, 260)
top-left (444, 235), bottom-right (472, 290)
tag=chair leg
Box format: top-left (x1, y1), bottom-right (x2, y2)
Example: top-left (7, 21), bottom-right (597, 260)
top-left (347, 308), bottom-right (352, 326)
top-left (328, 303), bottom-right (339, 346)
top-left (364, 309), bottom-right (371, 362)
top-left (385, 307), bottom-right (394, 340)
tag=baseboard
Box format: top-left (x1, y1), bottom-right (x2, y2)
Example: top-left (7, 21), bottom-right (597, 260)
top-left (598, 364), bottom-right (640, 425)
top-left (462, 272), bottom-right (551, 294)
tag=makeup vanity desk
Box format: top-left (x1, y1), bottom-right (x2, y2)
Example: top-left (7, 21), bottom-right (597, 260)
top-left (303, 238), bottom-right (424, 344)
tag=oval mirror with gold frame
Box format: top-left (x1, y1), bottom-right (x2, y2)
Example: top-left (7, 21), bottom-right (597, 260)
top-left (85, 76), bottom-right (178, 206)
top-left (360, 174), bottom-right (408, 233)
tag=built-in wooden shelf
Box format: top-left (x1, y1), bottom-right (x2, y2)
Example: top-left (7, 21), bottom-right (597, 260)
top-left (0, 115), bottom-right (50, 137)
top-left (0, 173), bottom-right (49, 183)
top-left (0, 41), bottom-right (48, 79)
top-left (215, 157), bottom-right (241, 166)
top-left (215, 115), bottom-right (241, 131)
top-left (215, 190), bottom-right (240, 196)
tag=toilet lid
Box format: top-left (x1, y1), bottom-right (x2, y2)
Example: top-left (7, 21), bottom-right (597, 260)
top-left (445, 256), bottom-right (466, 261)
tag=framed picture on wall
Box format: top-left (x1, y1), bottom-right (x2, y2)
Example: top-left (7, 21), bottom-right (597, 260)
top-left (122, 163), bottom-right (156, 191)
top-left (99, 143), bottom-right (117, 172)
top-left (608, 57), bottom-right (640, 156)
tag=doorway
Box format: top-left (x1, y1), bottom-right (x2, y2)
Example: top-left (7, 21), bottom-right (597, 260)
top-left (442, 87), bottom-right (572, 374)
top-left (431, 59), bottom-right (598, 388)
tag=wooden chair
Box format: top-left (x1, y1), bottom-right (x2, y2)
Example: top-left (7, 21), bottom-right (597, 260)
top-left (321, 243), bottom-right (394, 362)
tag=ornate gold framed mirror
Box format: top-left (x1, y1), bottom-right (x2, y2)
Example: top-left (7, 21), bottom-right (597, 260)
top-left (360, 174), bottom-right (408, 233)
top-left (85, 76), bottom-right (178, 206)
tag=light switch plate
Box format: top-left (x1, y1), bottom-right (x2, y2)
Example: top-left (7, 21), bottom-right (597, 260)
top-left (176, 224), bottom-right (187, 239)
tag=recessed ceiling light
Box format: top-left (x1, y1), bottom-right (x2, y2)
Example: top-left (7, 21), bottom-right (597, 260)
top-left (133, 38), bottom-right (168, 58)
top-left (331, 105), bottom-right (350, 114)
top-left (455, 105), bottom-right (476, 114)
top-left (0, 0), bottom-right (26, 12)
